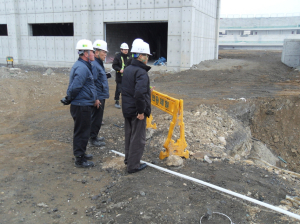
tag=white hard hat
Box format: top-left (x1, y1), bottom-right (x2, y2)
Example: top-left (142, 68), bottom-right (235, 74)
top-left (132, 38), bottom-right (143, 45)
top-left (120, 43), bottom-right (129, 49)
top-left (93, 40), bottom-right (108, 52)
top-left (131, 38), bottom-right (143, 49)
top-left (76, 39), bottom-right (93, 51)
top-left (131, 41), bottom-right (152, 55)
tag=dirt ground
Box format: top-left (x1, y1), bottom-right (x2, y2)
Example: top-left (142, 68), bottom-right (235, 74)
top-left (1, 50), bottom-right (300, 223)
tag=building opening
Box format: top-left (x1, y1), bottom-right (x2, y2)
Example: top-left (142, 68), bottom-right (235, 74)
top-left (0, 24), bottom-right (8, 36)
top-left (105, 22), bottom-right (168, 62)
top-left (30, 23), bottom-right (74, 36)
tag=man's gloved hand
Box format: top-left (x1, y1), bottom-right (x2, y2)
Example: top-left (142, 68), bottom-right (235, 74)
top-left (106, 72), bottom-right (112, 79)
top-left (60, 96), bottom-right (71, 105)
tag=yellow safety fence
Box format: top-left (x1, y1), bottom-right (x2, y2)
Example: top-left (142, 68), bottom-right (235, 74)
top-left (146, 90), bottom-right (189, 160)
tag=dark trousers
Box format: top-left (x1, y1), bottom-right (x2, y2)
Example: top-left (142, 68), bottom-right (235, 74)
top-left (124, 116), bottom-right (146, 171)
top-left (90, 99), bottom-right (105, 139)
top-left (70, 105), bottom-right (92, 157)
top-left (114, 82), bottom-right (122, 101)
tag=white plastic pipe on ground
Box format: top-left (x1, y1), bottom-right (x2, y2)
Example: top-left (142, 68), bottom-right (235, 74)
top-left (111, 150), bottom-right (300, 221)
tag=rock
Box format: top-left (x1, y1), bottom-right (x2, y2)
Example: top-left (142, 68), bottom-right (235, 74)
top-left (193, 152), bottom-right (205, 160)
top-left (166, 155), bottom-right (183, 167)
top-left (92, 195), bottom-right (100, 200)
top-left (273, 135), bottom-right (279, 143)
top-left (291, 148), bottom-right (297, 153)
top-left (43, 68), bottom-right (54, 76)
top-left (204, 155), bottom-right (212, 163)
top-left (37, 203), bottom-right (48, 208)
top-left (165, 181), bottom-right (173, 186)
top-left (140, 191), bottom-right (146, 196)
top-left (9, 68), bottom-right (21, 71)
top-left (244, 160), bottom-right (254, 165)
top-left (218, 136), bottom-right (226, 145)
top-left (146, 128), bottom-right (155, 140)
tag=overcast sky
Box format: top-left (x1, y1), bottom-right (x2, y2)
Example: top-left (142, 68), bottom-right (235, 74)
top-left (220, 0), bottom-right (300, 16)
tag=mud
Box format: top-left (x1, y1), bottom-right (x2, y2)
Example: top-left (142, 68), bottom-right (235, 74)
top-left (1, 50), bottom-right (300, 223)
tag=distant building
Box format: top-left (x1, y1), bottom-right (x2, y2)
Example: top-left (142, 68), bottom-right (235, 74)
top-left (219, 15), bottom-right (300, 50)
top-left (0, 0), bottom-right (221, 71)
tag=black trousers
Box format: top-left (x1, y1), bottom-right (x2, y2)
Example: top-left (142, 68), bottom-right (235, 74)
top-left (114, 82), bottom-right (122, 101)
top-left (90, 99), bottom-right (105, 139)
top-left (70, 105), bottom-right (92, 157)
top-left (124, 116), bottom-right (146, 171)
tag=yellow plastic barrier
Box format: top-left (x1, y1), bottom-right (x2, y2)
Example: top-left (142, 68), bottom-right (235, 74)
top-left (146, 90), bottom-right (189, 160)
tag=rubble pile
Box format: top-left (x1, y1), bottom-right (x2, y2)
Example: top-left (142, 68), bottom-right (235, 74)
top-left (151, 104), bottom-right (253, 161)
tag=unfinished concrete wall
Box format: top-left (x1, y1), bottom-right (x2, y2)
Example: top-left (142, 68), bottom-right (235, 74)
top-left (0, 0), bottom-right (220, 70)
top-left (281, 39), bottom-right (300, 68)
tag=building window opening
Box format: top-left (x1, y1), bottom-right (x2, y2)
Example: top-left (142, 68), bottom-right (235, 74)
top-left (0, 24), bottom-right (8, 36)
top-left (30, 23), bottom-right (74, 36)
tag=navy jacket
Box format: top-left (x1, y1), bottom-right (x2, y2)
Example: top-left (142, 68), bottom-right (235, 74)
top-left (67, 58), bottom-right (97, 106)
top-left (92, 58), bottom-right (109, 100)
top-left (121, 59), bottom-right (151, 118)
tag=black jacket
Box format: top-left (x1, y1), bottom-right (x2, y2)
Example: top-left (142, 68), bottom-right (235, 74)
top-left (112, 52), bottom-right (130, 83)
top-left (121, 59), bottom-right (151, 118)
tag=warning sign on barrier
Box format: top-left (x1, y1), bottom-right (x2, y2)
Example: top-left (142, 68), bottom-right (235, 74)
top-left (147, 90), bottom-right (189, 160)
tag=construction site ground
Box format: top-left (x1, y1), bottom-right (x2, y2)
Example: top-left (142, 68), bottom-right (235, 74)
top-left (1, 50), bottom-right (300, 223)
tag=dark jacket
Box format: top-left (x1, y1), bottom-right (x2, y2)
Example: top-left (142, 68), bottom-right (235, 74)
top-left (67, 58), bottom-right (97, 106)
top-left (112, 52), bottom-right (130, 83)
top-left (121, 59), bottom-right (151, 118)
top-left (92, 58), bottom-right (109, 100)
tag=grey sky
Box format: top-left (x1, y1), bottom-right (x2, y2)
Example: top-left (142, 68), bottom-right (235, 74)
top-left (220, 0), bottom-right (300, 16)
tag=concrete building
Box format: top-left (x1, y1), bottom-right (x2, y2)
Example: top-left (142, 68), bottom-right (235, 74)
top-left (0, 0), bottom-right (221, 71)
top-left (219, 16), bottom-right (300, 50)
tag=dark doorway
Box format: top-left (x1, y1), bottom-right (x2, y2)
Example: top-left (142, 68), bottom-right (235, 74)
top-left (105, 22), bottom-right (168, 62)
top-left (31, 23), bottom-right (74, 36)
top-left (0, 24), bottom-right (8, 36)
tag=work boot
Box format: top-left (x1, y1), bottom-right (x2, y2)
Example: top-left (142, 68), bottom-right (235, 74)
top-left (128, 163), bottom-right (147, 174)
top-left (75, 156), bottom-right (94, 168)
top-left (84, 153), bottom-right (93, 160)
top-left (94, 136), bottom-right (105, 141)
top-left (89, 138), bottom-right (106, 147)
top-left (115, 100), bottom-right (121, 109)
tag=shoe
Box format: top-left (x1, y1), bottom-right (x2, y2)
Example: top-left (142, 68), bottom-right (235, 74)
top-left (75, 156), bottom-right (94, 168)
top-left (84, 153), bottom-right (93, 160)
top-left (89, 138), bottom-right (106, 147)
top-left (128, 163), bottom-right (147, 174)
top-left (95, 136), bottom-right (105, 141)
top-left (115, 101), bottom-right (121, 109)
top-left (124, 159), bottom-right (127, 165)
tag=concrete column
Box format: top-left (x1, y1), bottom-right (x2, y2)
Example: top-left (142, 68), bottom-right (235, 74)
top-left (214, 0), bottom-right (221, 60)
top-left (7, 2), bottom-right (21, 63)
top-left (180, 6), bottom-right (194, 70)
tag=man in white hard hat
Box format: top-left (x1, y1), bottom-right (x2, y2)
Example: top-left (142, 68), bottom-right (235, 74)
top-left (66, 39), bottom-right (98, 168)
top-left (89, 40), bottom-right (109, 147)
top-left (126, 38), bottom-right (143, 67)
top-left (112, 43), bottom-right (130, 109)
top-left (121, 39), bottom-right (153, 173)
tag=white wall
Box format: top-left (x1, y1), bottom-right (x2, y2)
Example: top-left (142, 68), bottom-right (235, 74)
top-left (0, 0), bottom-right (220, 70)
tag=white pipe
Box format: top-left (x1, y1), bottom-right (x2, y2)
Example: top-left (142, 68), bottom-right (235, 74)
top-left (111, 150), bottom-right (300, 221)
